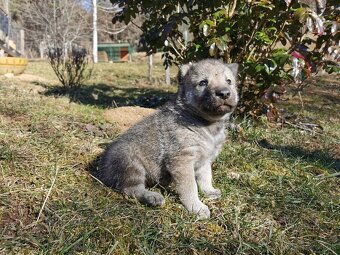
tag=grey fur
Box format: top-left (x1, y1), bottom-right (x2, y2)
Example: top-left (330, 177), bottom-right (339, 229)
top-left (98, 59), bottom-right (239, 219)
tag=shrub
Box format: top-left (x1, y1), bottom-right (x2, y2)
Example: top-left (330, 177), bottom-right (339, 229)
top-left (47, 47), bottom-right (93, 93)
top-left (111, 0), bottom-right (339, 119)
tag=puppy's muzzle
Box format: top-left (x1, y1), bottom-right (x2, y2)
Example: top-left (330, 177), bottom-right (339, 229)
top-left (215, 89), bottom-right (231, 100)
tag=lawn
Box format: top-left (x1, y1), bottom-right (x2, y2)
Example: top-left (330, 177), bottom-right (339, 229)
top-left (0, 60), bottom-right (339, 255)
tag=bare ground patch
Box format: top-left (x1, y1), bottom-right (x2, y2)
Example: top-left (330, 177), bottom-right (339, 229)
top-left (104, 106), bottom-right (156, 132)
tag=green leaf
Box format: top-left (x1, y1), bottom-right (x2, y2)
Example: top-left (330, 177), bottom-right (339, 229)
top-left (256, 81), bottom-right (265, 87)
top-left (213, 9), bottom-right (226, 19)
top-left (216, 38), bottom-right (227, 51)
top-left (255, 31), bottom-right (273, 44)
top-left (194, 44), bottom-right (201, 50)
top-left (258, 1), bottom-right (275, 10)
top-left (267, 27), bottom-right (278, 33)
top-left (204, 19), bottom-right (215, 27)
top-left (255, 64), bottom-right (265, 73)
top-left (324, 64), bottom-right (340, 74)
top-left (272, 50), bottom-right (289, 66)
top-left (295, 7), bottom-right (308, 22)
top-left (199, 21), bottom-right (206, 30)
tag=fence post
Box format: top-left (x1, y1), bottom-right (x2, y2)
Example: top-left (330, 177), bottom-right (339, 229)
top-left (20, 29), bottom-right (25, 56)
top-left (165, 65), bottom-right (171, 85)
top-left (148, 54), bottom-right (153, 82)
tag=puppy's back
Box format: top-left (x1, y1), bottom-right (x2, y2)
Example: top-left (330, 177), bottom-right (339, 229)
top-left (98, 107), bottom-right (181, 189)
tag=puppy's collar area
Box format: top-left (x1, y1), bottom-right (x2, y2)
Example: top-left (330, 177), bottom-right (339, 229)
top-left (171, 103), bottom-right (229, 125)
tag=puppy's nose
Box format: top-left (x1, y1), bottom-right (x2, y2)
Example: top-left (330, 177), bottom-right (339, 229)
top-left (215, 89), bottom-right (231, 99)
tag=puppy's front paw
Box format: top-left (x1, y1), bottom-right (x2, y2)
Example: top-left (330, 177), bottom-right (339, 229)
top-left (196, 204), bottom-right (210, 220)
top-left (189, 202), bottom-right (210, 219)
top-left (205, 188), bottom-right (221, 200)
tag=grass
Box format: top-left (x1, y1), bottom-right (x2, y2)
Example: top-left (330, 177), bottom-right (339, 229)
top-left (0, 60), bottom-right (339, 255)
top-left (25, 59), bottom-right (178, 108)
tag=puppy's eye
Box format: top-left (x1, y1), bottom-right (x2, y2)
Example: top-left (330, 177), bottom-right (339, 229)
top-left (199, 79), bottom-right (208, 87)
top-left (226, 79), bottom-right (232, 85)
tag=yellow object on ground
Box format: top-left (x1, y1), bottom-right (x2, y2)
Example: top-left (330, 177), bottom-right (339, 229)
top-left (0, 57), bottom-right (28, 75)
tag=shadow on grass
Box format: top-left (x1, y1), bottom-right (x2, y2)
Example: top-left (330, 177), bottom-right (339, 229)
top-left (85, 153), bottom-right (102, 179)
top-left (34, 81), bottom-right (176, 108)
top-left (258, 139), bottom-right (340, 172)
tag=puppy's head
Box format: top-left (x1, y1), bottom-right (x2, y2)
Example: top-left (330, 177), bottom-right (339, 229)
top-left (177, 59), bottom-right (239, 122)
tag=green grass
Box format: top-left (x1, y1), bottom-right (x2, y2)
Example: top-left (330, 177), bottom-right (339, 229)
top-left (0, 62), bottom-right (339, 254)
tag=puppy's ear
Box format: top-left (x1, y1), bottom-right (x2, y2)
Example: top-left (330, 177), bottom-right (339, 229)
top-left (178, 62), bottom-right (193, 85)
top-left (179, 62), bottom-right (193, 81)
top-left (226, 63), bottom-right (239, 78)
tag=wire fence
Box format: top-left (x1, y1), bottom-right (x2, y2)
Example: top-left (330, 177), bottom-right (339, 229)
top-left (0, 8), bottom-right (24, 55)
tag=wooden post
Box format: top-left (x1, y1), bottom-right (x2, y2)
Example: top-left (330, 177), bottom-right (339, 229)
top-left (148, 54), bottom-right (153, 82)
top-left (165, 65), bottom-right (171, 85)
top-left (20, 29), bottom-right (25, 56)
top-left (128, 45), bottom-right (132, 62)
top-left (39, 45), bottom-right (44, 59)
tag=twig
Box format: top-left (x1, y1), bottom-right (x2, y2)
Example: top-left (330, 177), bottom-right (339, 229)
top-left (169, 38), bottom-right (185, 60)
top-left (36, 165), bottom-right (59, 223)
top-left (176, 37), bottom-right (186, 50)
top-left (298, 91), bottom-right (304, 110)
top-left (299, 122), bottom-right (322, 128)
top-left (284, 121), bottom-right (322, 134)
top-left (131, 20), bottom-right (142, 31)
top-left (268, 16), bottom-right (287, 53)
top-left (228, 0), bottom-right (238, 18)
top-left (316, 172), bottom-right (340, 179)
top-left (112, 99), bottom-right (118, 108)
top-left (246, 47), bottom-right (256, 61)
top-left (245, 20), bottom-right (258, 50)
top-left (89, 173), bottom-right (104, 186)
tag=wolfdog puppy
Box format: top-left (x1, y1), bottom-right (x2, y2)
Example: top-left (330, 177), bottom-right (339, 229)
top-left (98, 59), bottom-right (239, 219)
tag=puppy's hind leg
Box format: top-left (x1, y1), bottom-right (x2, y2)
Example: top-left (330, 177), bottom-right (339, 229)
top-left (121, 164), bottom-right (165, 207)
top-left (123, 184), bottom-right (165, 207)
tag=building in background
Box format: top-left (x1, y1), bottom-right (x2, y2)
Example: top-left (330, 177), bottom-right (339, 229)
top-left (97, 42), bottom-right (133, 62)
